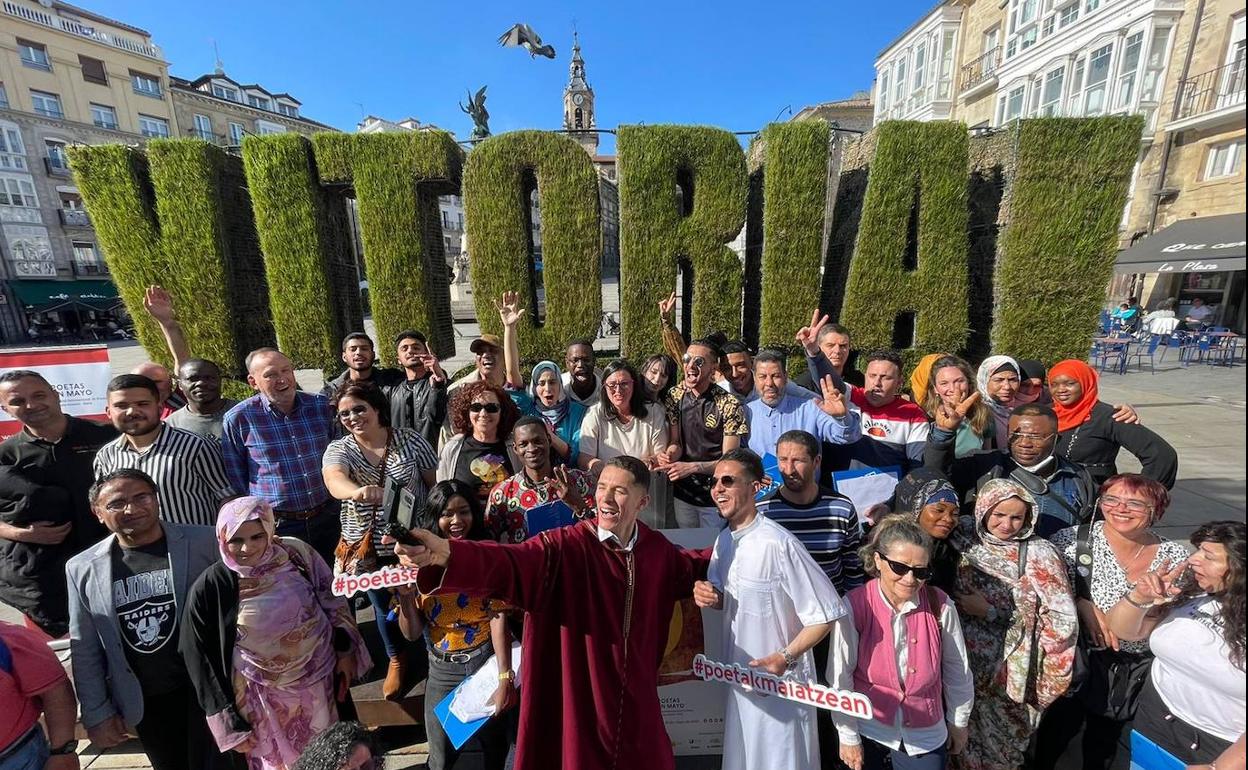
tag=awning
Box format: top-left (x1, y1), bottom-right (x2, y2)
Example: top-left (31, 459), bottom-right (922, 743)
top-left (1115, 213), bottom-right (1246, 273)
top-left (8, 280), bottom-right (122, 311)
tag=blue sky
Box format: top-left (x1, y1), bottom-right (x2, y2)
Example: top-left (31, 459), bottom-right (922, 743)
top-left (91, 0), bottom-right (932, 152)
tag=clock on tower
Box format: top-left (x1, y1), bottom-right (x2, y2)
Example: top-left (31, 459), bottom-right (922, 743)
top-left (562, 32), bottom-right (598, 155)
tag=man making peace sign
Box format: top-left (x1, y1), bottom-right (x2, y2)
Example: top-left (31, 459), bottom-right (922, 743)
top-left (483, 416), bottom-right (595, 543)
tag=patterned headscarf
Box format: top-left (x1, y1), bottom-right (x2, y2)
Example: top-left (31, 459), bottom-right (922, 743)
top-left (216, 496), bottom-right (279, 577)
top-left (894, 468), bottom-right (960, 523)
top-left (977, 356), bottom-right (1021, 449)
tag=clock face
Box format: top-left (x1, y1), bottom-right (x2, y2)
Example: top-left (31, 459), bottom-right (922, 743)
top-left (573, 93), bottom-right (585, 106)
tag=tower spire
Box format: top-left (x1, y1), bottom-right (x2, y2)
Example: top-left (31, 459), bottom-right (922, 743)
top-left (563, 32), bottom-right (597, 154)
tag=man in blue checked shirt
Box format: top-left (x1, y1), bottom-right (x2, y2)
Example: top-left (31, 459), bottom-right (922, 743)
top-left (221, 347), bottom-right (338, 564)
top-left (744, 349), bottom-right (861, 459)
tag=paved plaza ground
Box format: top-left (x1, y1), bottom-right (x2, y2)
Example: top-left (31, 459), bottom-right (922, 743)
top-left (4, 285), bottom-right (1243, 768)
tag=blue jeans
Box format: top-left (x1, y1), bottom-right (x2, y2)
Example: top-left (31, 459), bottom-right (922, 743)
top-left (864, 738), bottom-right (947, 770)
top-left (0, 727), bottom-right (48, 770)
top-left (274, 501), bottom-right (341, 568)
top-left (368, 587), bottom-right (401, 659)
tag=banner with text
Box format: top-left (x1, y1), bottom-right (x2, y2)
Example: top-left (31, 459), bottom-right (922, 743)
top-left (0, 346), bottom-right (111, 436)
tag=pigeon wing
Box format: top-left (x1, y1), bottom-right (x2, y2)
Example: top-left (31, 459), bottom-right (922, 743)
top-left (519, 23), bottom-right (543, 46)
top-left (497, 23), bottom-right (524, 47)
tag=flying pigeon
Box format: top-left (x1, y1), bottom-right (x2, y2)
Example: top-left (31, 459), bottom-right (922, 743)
top-left (497, 23), bottom-right (556, 59)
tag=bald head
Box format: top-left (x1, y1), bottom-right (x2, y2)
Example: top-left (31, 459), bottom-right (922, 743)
top-left (245, 348), bottom-right (297, 412)
top-left (131, 361), bottom-right (173, 403)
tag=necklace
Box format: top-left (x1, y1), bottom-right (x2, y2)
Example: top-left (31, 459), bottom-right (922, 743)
top-left (1107, 527), bottom-right (1156, 578)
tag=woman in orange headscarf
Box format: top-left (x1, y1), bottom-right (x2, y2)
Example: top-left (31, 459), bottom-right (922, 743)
top-left (1048, 359), bottom-right (1178, 488)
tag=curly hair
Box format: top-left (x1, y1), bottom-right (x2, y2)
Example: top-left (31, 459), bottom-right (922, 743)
top-left (1187, 520), bottom-right (1246, 670)
top-left (449, 380), bottom-right (519, 439)
top-left (291, 721), bottom-right (379, 770)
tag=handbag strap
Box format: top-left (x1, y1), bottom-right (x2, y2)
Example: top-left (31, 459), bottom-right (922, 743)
top-left (1074, 521), bottom-right (1094, 601)
top-left (1018, 538), bottom-right (1029, 576)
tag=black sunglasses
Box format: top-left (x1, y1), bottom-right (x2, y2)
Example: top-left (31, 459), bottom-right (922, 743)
top-left (336, 404), bottom-right (369, 420)
top-left (682, 354), bottom-right (707, 369)
top-left (879, 555), bottom-right (932, 581)
top-left (712, 474), bottom-right (739, 487)
top-left (468, 402), bottom-right (501, 414)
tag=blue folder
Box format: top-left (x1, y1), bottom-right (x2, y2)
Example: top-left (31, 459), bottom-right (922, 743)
top-left (524, 500), bottom-right (575, 535)
top-left (434, 680), bottom-right (491, 750)
top-left (756, 453), bottom-right (782, 501)
top-left (1128, 731), bottom-right (1185, 770)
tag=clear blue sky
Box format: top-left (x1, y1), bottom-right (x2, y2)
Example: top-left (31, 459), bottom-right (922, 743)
top-left (91, 0), bottom-right (932, 152)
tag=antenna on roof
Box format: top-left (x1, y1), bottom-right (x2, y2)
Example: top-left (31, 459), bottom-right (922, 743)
top-left (212, 39), bottom-right (224, 75)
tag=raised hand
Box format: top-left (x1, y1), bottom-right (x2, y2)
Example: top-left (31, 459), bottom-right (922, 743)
top-left (934, 392), bottom-right (980, 432)
top-left (494, 290), bottom-right (527, 327)
top-left (143, 285), bottom-right (176, 325)
top-left (1129, 560), bottom-right (1186, 606)
top-left (692, 580), bottom-right (723, 609)
top-left (658, 291), bottom-right (677, 318)
top-left (549, 465), bottom-right (586, 513)
top-left (795, 309), bottom-right (830, 354)
top-left (817, 375), bottom-right (847, 418)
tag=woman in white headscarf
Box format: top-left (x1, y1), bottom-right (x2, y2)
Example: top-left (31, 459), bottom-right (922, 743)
top-left (976, 356), bottom-right (1021, 451)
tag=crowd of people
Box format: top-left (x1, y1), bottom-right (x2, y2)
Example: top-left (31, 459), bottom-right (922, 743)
top-left (0, 284), bottom-right (1241, 770)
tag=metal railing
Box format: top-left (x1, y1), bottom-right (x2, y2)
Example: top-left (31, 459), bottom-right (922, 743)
top-left (59, 209), bottom-right (91, 227)
top-left (45, 156), bottom-right (70, 175)
top-left (3, 1), bottom-right (163, 60)
top-left (1175, 56), bottom-right (1246, 121)
top-left (959, 47), bottom-right (1001, 93)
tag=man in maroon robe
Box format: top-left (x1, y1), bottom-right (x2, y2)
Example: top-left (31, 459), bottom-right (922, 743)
top-left (397, 455), bottom-right (710, 770)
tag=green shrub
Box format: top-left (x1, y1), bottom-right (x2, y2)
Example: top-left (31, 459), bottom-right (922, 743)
top-left (840, 121), bottom-right (970, 370)
top-left (461, 130), bottom-right (601, 361)
top-left (241, 134), bottom-right (359, 372)
top-left (617, 125), bottom-right (748, 358)
top-left (992, 116), bottom-right (1143, 363)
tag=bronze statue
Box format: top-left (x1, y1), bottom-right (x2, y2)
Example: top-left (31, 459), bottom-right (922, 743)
top-left (459, 86), bottom-right (490, 141)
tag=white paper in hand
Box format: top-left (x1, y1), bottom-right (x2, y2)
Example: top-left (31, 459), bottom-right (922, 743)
top-left (832, 467), bottom-right (901, 524)
top-left (448, 642), bottom-right (523, 722)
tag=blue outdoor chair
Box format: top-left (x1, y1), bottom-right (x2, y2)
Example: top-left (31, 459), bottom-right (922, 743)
top-left (1125, 334), bottom-right (1162, 374)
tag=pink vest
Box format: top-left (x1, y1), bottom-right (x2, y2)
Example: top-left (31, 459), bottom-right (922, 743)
top-left (847, 579), bottom-right (945, 729)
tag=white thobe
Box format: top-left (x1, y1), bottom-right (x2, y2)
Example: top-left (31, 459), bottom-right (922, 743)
top-left (708, 514), bottom-right (846, 770)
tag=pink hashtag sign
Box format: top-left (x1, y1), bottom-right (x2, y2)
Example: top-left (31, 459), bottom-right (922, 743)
top-left (331, 565), bottom-right (422, 597)
top-left (690, 654), bottom-right (873, 720)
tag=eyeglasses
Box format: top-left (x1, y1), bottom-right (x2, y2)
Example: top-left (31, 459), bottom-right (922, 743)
top-left (336, 404), bottom-right (369, 420)
top-left (1099, 495), bottom-right (1153, 515)
top-left (1008, 431), bottom-right (1055, 444)
top-left (604, 381), bottom-right (633, 393)
top-left (712, 474), bottom-right (740, 488)
top-left (468, 402), bottom-right (501, 414)
top-left (878, 555), bottom-right (932, 581)
top-left (103, 492), bottom-right (156, 514)
top-left (682, 354), bottom-right (707, 369)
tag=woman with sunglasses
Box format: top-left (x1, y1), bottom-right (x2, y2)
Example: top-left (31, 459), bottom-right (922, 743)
top-left (1047, 359), bottom-right (1177, 489)
top-left (577, 359), bottom-right (674, 528)
top-left (322, 381), bottom-right (437, 700)
top-left (950, 479), bottom-right (1078, 770)
top-left (827, 516), bottom-right (974, 770)
top-left (392, 480), bottom-right (514, 770)
top-left (436, 381), bottom-right (520, 504)
top-left (1034, 474), bottom-right (1191, 770)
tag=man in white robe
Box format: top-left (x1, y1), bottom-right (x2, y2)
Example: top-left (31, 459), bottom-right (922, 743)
top-left (693, 448), bottom-right (846, 770)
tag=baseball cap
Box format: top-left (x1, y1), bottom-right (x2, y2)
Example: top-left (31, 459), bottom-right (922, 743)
top-left (470, 334), bottom-right (502, 354)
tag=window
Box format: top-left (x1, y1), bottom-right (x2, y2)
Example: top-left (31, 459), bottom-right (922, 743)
top-left (1084, 44), bottom-right (1113, 115)
top-left (1140, 27), bottom-right (1171, 103)
top-left (18, 39), bottom-right (50, 70)
top-left (894, 60), bottom-right (908, 105)
top-left (1067, 56), bottom-right (1087, 115)
top-left (878, 71), bottom-right (891, 113)
top-left (938, 30), bottom-right (956, 98)
top-left (90, 103), bottom-right (118, 130)
top-left (457, 213), bottom-right (464, 230)
top-left (278, 103), bottom-right (298, 118)
top-left (1020, 26), bottom-right (1039, 51)
top-left (1060, 3), bottom-right (1079, 27)
top-left (131, 71), bottom-right (161, 97)
top-left (0, 121), bottom-right (26, 172)
top-left (0, 175), bottom-right (38, 207)
top-left (999, 85), bottom-right (1027, 123)
top-left (442, 211), bottom-right (451, 229)
top-left (983, 27), bottom-right (1001, 75)
top-left (443, 236), bottom-right (452, 251)
top-left (1115, 32), bottom-right (1144, 110)
top-left (193, 114), bottom-right (213, 140)
top-left (212, 84), bottom-right (239, 102)
top-left (1085, 0), bottom-right (1100, 10)
top-left (255, 121), bottom-right (286, 135)
top-left (1007, 38), bottom-right (1018, 58)
top-left (247, 95), bottom-right (271, 111)
top-left (1041, 67), bottom-right (1065, 116)
top-left (913, 41), bottom-right (928, 94)
top-left (138, 115), bottom-right (170, 139)
top-left (0, 83), bottom-right (7, 109)
top-left (30, 91), bottom-right (63, 118)
top-left (228, 122), bottom-right (245, 144)
top-left (72, 241), bottom-right (100, 265)
top-left (45, 140), bottom-right (68, 171)
top-left (79, 55), bottom-right (107, 85)
top-left (1042, 16), bottom-right (1055, 38)
top-left (1204, 140), bottom-right (1245, 179)
top-left (1219, 15), bottom-right (1245, 108)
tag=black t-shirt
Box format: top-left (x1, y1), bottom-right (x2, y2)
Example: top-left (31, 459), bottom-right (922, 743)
top-left (111, 537), bottom-right (186, 695)
top-left (0, 417), bottom-right (118, 550)
top-left (454, 436), bottom-right (512, 503)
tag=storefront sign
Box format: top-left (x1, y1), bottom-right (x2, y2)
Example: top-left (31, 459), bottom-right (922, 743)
top-left (0, 346), bottom-right (111, 436)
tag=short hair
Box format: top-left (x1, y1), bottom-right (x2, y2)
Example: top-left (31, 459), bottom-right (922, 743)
top-left (332, 381), bottom-right (391, 428)
top-left (511, 415), bottom-right (548, 439)
top-left (244, 347), bottom-right (282, 372)
top-left (815, 322), bottom-right (850, 342)
top-left (722, 340), bottom-right (751, 356)
top-left (863, 349), bottom-right (903, 372)
top-left (291, 721), bottom-right (380, 770)
top-left (393, 329), bottom-right (427, 348)
top-left (1010, 402), bottom-right (1058, 424)
top-left (0, 369), bottom-right (52, 388)
top-left (341, 332), bottom-right (374, 351)
top-left (859, 515), bottom-right (933, 577)
top-left (753, 349), bottom-right (787, 370)
top-left (776, 429), bottom-right (819, 459)
top-left (449, 381), bottom-right (519, 437)
top-left (89, 468), bottom-right (158, 508)
top-left (688, 338), bottom-right (723, 361)
top-left (718, 448), bottom-right (764, 483)
top-left (107, 374), bottom-right (158, 398)
top-left (602, 455), bottom-right (650, 489)
top-left (178, 358), bottom-right (221, 376)
top-left (1100, 473), bottom-right (1171, 521)
top-left (566, 338), bottom-right (595, 352)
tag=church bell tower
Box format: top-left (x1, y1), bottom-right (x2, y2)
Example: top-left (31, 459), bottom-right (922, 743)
top-left (562, 32), bottom-right (598, 156)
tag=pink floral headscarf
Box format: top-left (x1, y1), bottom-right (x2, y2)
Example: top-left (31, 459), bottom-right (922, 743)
top-left (216, 496), bottom-right (278, 576)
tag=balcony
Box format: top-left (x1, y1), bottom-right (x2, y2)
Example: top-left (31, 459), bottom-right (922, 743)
top-left (959, 48), bottom-right (1000, 99)
top-left (44, 156), bottom-right (71, 176)
top-left (71, 260), bottom-right (106, 277)
top-left (59, 208), bottom-right (91, 227)
top-left (3, 1), bottom-right (163, 60)
top-left (1166, 58), bottom-right (1246, 133)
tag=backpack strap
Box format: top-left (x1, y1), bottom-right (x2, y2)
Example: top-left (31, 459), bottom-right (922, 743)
top-left (1018, 538), bottom-right (1029, 576)
top-left (1073, 522), bottom-right (1094, 601)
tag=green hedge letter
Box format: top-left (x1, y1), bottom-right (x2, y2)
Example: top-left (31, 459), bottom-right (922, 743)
top-left (462, 130), bottom-right (601, 361)
top-left (617, 125), bottom-right (748, 358)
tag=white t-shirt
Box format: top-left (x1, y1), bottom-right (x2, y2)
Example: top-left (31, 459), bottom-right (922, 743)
top-left (578, 402), bottom-right (667, 462)
top-left (1149, 597), bottom-right (1246, 742)
top-left (1186, 304), bottom-right (1214, 323)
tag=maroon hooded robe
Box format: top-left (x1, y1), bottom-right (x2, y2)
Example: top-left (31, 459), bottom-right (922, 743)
top-left (415, 519), bottom-right (710, 770)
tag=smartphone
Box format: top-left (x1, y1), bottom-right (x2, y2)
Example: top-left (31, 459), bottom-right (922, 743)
top-left (384, 483), bottom-right (420, 545)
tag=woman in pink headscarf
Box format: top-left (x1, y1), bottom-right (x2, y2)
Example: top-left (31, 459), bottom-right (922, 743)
top-left (181, 497), bottom-right (372, 770)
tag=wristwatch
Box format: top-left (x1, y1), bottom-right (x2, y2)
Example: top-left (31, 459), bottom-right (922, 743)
top-left (498, 669), bottom-right (516, 684)
top-left (48, 740), bottom-right (78, 756)
top-left (780, 647), bottom-right (798, 670)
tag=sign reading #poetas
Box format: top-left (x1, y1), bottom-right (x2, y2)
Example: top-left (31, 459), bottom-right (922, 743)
top-left (691, 654), bottom-right (874, 719)
top-left (0, 346), bottom-right (111, 436)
